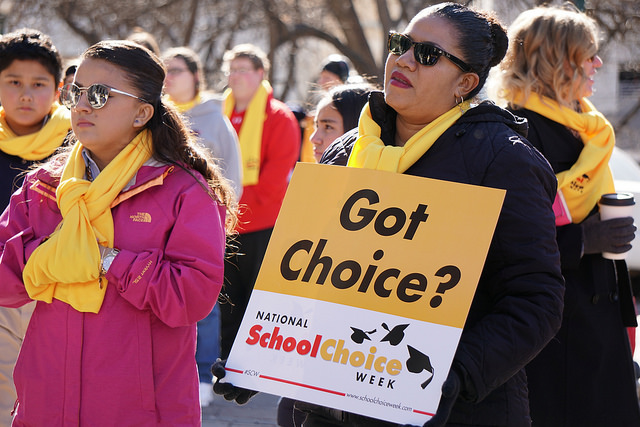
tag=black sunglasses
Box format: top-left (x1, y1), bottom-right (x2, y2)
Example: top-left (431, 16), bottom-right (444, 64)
top-left (60, 83), bottom-right (149, 110)
top-left (387, 32), bottom-right (473, 73)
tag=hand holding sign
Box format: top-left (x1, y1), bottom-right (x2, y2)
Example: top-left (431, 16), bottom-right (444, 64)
top-left (212, 359), bottom-right (258, 404)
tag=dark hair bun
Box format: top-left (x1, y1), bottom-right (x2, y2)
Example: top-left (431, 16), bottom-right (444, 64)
top-left (489, 19), bottom-right (508, 67)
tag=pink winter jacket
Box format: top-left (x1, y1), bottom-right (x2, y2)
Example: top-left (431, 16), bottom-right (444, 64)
top-left (0, 160), bottom-right (226, 426)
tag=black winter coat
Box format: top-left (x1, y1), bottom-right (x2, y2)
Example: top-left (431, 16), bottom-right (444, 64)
top-left (1, 130), bottom-right (70, 212)
top-left (321, 93), bottom-right (564, 426)
top-left (511, 108), bottom-right (640, 427)
top-left (0, 150), bottom-right (37, 211)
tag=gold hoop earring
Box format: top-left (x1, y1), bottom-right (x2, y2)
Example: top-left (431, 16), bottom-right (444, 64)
top-left (456, 95), bottom-right (465, 112)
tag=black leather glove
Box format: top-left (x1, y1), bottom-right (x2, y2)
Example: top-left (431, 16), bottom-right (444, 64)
top-left (422, 368), bottom-right (461, 427)
top-left (211, 358), bottom-right (258, 405)
top-left (293, 401), bottom-right (394, 427)
top-left (294, 401), bottom-right (347, 427)
top-left (582, 213), bottom-right (636, 255)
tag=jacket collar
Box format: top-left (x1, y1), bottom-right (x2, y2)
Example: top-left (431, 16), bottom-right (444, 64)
top-left (457, 100), bottom-right (529, 138)
top-left (368, 91), bottom-right (529, 142)
top-left (369, 91), bottom-right (397, 146)
top-left (31, 159), bottom-right (175, 207)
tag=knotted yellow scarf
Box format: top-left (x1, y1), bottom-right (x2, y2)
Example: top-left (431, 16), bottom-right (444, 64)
top-left (348, 101), bottom-right (471, 172)
top-left (223, 80), bottom-right (270, 186)
top-left (517, 93), bottom-right (615, 223)
top-left (22, 129), bottom-right (153, 313)
top-left (0, 103), bottom-right (70, 160)
top-left (167, 93), bottom-right (201, 113)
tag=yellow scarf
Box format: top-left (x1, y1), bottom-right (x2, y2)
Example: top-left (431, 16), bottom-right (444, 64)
top-left (348, 101), bottom-right (471, 172)
top-left (518, 93), bottom-right (615, 223)
top-left (223, 80), bottom-right (270, 186)
top-left (22, 130), bottom-right (153, 313)
top-left (0, 103), bottom-right (71, 160)
top-left (168, 93), bottom-right (201, 113)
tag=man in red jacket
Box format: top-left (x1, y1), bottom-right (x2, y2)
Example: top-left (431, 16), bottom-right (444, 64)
top-left (221, 43), bottom-right (300, 359)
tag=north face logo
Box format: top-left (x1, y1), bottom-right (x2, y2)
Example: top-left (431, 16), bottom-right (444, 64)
top-left (130, 212), bottom-right (152, 223)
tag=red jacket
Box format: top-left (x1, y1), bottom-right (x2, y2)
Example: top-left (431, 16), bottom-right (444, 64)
top-left (0, 160), bottom-right (226, 426)
top-left (230, 93), bottom-right (300, 234)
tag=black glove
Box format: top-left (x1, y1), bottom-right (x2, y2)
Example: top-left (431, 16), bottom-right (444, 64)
top-left (582, 213), bottom-right (636, 255)
top-left (293, 401), bottom-right (394, 427)
top-left (211, 358), bottom-right (258, 405)
top-left (422, 368), bottom-right (461, 427)
top-left (294, 401), bottom-right (346, 427)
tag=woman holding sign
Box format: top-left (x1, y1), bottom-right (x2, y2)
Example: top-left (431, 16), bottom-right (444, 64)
top-left (215, 3), bottom-right (564, 427)
top-left (495, 5), bottom-right (640, 426)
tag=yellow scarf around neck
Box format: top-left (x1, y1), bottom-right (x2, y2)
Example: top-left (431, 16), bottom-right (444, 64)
top-left (168, 93), bottom-right (201, 113)
top-left (518, 93), bottom-right (615, 223)
top-left (223, 80), bottom-right (270, 186)
top-left (22, 129), bottom-right (153, 313)
top-left (348, 101), bottom-right (471, 172)
top-left (0, 103), bottom-right (70, 160)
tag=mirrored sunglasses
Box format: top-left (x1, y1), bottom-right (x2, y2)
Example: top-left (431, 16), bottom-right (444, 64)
top-left (60, 83), bottom-right (148, 110)
top-left (387, 32), bottom-right (473, 73)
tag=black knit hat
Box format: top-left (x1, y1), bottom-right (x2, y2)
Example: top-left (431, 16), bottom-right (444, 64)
top-left (321, 55), bottom-right (349, 82)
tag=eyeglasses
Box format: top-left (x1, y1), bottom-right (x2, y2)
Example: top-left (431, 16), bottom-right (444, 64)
top-left (387, 32), bottom-right (473, 73)
top-left (60, 83), bottom-right (149, 110)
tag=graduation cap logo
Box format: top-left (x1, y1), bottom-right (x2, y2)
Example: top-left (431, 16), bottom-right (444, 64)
top-left (349, 327), bottom-right (376, 344)
top-left (349, 322), bottom-right (410, 346)
top-left (345, 323), bottom-right (437, 390)
top-left (406, 345), bottom-right (434, 389)
top-left (380, 323), bottom-right (409, 346)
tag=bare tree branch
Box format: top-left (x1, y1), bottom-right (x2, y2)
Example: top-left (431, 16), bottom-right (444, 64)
top-left (3, 0), bottom-right (639, 111)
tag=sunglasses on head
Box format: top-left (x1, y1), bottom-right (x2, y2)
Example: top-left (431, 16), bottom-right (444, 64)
top-left (387, 32), bottom-right (473, 73)
top-left (60, 83), bottom-right (149, 110)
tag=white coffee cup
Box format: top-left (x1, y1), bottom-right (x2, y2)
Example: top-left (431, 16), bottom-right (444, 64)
top-left (598, 192), bottom-right (635, 260)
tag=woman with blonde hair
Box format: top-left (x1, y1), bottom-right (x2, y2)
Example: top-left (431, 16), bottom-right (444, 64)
top-left (496, 5), bottom-right (640, 426)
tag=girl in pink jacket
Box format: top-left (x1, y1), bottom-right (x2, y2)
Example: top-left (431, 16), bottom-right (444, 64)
top-left (0, 40), bottom-right (237, 426)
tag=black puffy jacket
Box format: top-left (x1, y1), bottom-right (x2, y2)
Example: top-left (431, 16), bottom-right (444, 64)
top-left (510, 108), bottom-right (640, 427)
top-left (321, 93), bottom-right (564, 426)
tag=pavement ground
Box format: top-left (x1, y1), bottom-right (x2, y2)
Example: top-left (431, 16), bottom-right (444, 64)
top-left (202, 392), bottom-right (280, 426)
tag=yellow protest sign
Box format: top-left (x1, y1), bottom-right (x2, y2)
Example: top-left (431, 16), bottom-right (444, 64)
top-left (255, 163), bottom-right (504, 327)
top-left (225, 163), bottom-right (504, 425)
